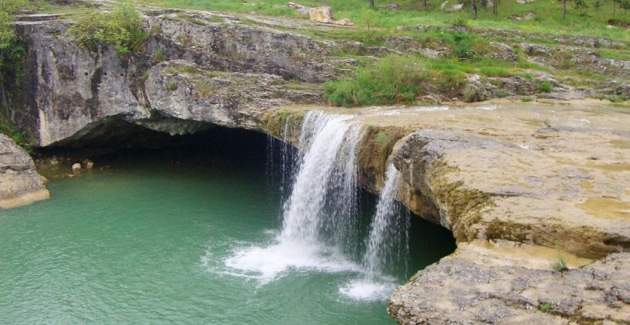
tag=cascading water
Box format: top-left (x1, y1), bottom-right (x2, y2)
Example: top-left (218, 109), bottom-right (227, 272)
top-left (340, 164), bottom-right (410, 301)
top-left (266, 117), bottom-right (297, 207)
top-left (228, 111), bottom-right (411, 301)
top-left (226, 111), bottom-right (363, 282)
top-left (363, 164), bottom-right (404, 276)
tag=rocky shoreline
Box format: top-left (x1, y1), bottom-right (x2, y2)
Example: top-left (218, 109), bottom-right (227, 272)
top-left (1, 5), bottom-right (629, 324)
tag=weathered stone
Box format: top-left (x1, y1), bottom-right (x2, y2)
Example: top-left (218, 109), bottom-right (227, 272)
top-left (390, 242), bottom-right (630, 325)
top-left (0, 134), bottom-right (49, 209)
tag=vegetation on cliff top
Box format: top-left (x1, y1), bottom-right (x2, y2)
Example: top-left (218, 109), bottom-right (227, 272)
top-left (69, 1), bottom-right (148, 55)
top-left (140, 0), bottom-right (630, 42)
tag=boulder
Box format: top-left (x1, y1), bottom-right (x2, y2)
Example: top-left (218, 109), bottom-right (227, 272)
top-left (287, 2), bottom-right (353, 26)
top-left (308, 6), bottom-right (333, 24)
top-left (0, 134), bottom-right (49, 209)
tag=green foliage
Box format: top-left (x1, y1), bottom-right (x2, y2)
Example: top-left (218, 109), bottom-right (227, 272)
top-left (537, 302), bottom-right (553, 313)
top-left (0, 1), bottom-right (29, 147)
top-left (325, 56), bottom-right (428, 106)
top-left (69, 1), bottom-right (148, 55)
top-left (536, 80), bottom-right (553, 93)
top-left (139, 0), bottom-right (630, 43)
top-left (552, 256), bottom-right (569, 272)
top-left (0, 115), bottom-right (28, 148)
top-left (325, 55), bottom-right (473, 107)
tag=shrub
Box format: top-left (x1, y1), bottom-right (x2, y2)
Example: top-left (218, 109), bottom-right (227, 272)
top-left (69, 1), bottom-right (148, 55)
top-left (325, 56), bottom-right (428, 107)
top-left (536, 80), bottom-right (553, 93)
top-left (439, 32), bottom-right (489, 61)
top-left (538, 302), bottom-right (553, 313)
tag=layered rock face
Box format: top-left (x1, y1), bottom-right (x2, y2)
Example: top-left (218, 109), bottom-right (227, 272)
top-left (7, 8), bottom-right (630, 325)
top-left (0, 134), bottom-right (49, 209)
top-left (14, 10), bottom-right (331, 147)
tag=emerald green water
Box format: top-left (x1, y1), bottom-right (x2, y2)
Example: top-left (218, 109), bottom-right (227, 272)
top-left (0, 133), bottom-right (454, 324)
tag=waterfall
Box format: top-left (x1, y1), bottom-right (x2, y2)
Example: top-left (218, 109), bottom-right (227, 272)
top-left (266, 117), bottom-right (298, 208)
top-left (363, 164), bottom-right (402, 276)
top-left (340, 163), bottom-right (410, 301)
top-left (226, 111), bottom-right (363, 283)
top-left (280, 111), bottom-right (362, 246)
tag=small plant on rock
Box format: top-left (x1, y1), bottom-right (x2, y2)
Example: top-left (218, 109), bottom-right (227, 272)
top-left (552, 256), bottom-right (569, 272)
top-left (537, 302), bottom-right (553, 313)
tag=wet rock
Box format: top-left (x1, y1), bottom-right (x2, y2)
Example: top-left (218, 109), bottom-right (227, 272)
top-left (72, 163), bottom-right (81, 174)
top-left (83, 159), bottom-right (94, 169)
top-left (0, 134), bottom-right (49, 209)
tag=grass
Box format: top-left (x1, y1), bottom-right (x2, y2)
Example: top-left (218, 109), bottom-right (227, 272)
top-left (137, 0), bottom-right (630, 43)
top-left (324, 55), bottom-right (472, 106)
top-left (324, 38), bottom-right (551, 106)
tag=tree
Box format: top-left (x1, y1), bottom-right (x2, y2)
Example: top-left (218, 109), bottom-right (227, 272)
top-left (493, 0), bottom-right (499, 15)
top-left (471, 0), bottom-right (478, 18)
top-left (369, 0), bottom-right (375, 9)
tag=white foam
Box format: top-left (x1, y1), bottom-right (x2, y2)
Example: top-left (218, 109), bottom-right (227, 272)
top-left (339, 278), bottom-right (398, 302)
top-left (225, 239), bottom-right (360, 284)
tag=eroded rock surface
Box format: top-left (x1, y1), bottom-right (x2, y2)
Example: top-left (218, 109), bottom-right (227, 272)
top-left (390, 241), bottom-right (630, 325)
top-left (0, 134), bottom-right (49, 209)
top-left (14, 11), bottom-right (336, 146)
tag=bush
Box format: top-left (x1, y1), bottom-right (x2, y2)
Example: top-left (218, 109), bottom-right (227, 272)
top-left (536, 80), bottom-right (553, 93)
top-left (325, 56), bottom-right (428, 107)
top-left (69, 1), bottom-right (148, 55)
top-left (324, 55), bottom-right (471, 107)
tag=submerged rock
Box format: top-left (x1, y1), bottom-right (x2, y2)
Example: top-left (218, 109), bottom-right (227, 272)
top-left (0, 134), bottom-right (49, 209)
